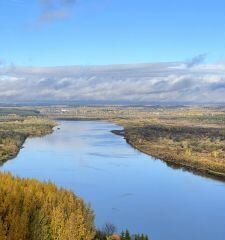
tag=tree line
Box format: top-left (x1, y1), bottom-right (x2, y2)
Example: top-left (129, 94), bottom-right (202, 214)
top-left (0, 172), bottom-right (95, 240)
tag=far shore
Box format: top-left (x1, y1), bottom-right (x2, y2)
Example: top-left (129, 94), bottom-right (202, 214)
top-left (111, 129), bottom-right (225, 182)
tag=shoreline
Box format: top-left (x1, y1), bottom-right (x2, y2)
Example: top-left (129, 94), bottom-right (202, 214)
top-left (0, 123), bottom-right (55, 165)
top-left (1, 129), bottom-right (55, 164)
top-left (111, 129), bottom-right (225, 182)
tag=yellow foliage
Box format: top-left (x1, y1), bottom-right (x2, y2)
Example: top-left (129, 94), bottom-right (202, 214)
top-left (0, 172), bottom-right (95, 240)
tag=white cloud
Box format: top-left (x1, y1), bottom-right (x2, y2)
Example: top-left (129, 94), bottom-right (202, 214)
top-left (0, 62), bottom-right (225, 104)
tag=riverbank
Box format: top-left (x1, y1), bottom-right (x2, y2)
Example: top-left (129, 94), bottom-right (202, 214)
top-left (112, 125), bottom-right (225, 181)
top-left (0, 117), bottom-right (56, 163)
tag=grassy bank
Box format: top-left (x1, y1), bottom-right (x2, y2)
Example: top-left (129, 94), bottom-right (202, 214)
top-left (0, 117), bottom-right (56, 163)
top-left (113, 124), bottom-right (225, 179)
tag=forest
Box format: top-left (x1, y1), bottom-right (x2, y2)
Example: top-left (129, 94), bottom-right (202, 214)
top-left (0, 172), bottom-right (95, 240)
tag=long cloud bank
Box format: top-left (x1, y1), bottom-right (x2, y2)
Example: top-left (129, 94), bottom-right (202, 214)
top-left (0, 62), bottom-right (225, 104)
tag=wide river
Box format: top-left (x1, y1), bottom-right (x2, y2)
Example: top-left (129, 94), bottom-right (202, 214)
top-left (1, 121), bottom-right (225, 240)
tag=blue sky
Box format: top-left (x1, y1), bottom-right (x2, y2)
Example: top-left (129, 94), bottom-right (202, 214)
top-left (1, 1), bottom-right (225, 104)
top-left (1, 0), bottom-right (225, 66)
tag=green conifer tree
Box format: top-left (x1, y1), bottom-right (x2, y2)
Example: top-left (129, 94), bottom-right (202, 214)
top-left (125, 230), bottom-right (131, 240)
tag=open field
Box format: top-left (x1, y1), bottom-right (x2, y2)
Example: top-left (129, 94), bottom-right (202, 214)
top-left (39, 105), bottom-right (225, 179)
top-left (0, 107), bottom-right (40, 118)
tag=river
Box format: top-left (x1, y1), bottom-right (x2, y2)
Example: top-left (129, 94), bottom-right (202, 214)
top-left (1, 121), bottom-right (225, 240)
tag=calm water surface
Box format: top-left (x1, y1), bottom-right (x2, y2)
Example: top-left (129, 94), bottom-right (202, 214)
top-left (1, 121), bottom-right (225, 240)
